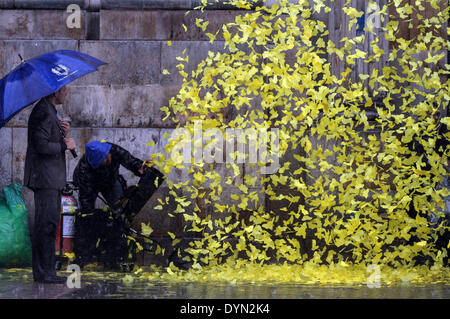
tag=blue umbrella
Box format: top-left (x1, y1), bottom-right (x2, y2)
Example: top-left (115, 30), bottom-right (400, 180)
top-left (0, 50), bottom-right (107, 129)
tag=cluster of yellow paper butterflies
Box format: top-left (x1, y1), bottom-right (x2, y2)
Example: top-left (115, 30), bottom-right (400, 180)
top-left (139, 0), bottom-right (449, 284)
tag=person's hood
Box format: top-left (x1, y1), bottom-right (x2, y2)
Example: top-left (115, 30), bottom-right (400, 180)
top-left (85, 141), bottom-right (111, 169)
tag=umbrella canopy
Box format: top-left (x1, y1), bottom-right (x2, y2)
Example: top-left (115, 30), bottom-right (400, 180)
top-left (0, 50), bottom-right (107, 129)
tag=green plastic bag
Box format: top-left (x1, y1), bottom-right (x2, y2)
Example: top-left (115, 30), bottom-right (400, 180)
top-left (0, 184), bottom-right (32, 267)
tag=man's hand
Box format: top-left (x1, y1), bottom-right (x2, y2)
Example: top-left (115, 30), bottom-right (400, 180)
top-left (60, 120), bottom-right (70, 136)
top-left (64, 137), bottom-right (76, 150)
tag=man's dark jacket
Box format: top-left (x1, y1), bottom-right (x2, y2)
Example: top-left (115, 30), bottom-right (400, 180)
top-left (73, 143), bottom-right (143, 214)
top-left (24, 98), bottom-right (67, 190)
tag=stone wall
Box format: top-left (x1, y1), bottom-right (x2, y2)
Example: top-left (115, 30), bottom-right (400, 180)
top-left (0, 2), bottom-right (261, 266)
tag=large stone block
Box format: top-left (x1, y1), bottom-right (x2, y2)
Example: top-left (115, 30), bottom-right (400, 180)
top-left (3, 103), bottom-right (33, 128)
top-left (110, 85), bottom-right (168, 128)
top-left (33, 10), bottom-right (85, 40)
top-left (0, 40), bottom-right (78, 78)
top-left (61, 85), bottom-right (114, 128)
top-left (113, 127), bottom-right (161, 163)
top-left (166, 10), bottom-right (244, 41)
top-left (0, 1), bottom-right (14, 8)
top-left (60, 84), bottom-right (177, 128)
top-left (99, 9), bottom-right (253, 41)
top-left (78, 41), bottom-right (161, 85)
top-left (0, 127), bottom-right (12, 187)
top-left (159, 128), bottom-right (193, 184)
top-left (0, 10), bottom-right (34, 39)
top-left (1, 0), bottom-right (256, 10)
top-left (101, 0), bottom-right (191, 10)
top-left (159, 84), bottom-right (183, 128)
top-left (12, 0), bottom-right (84, 10)
top-left (9, 127), bottom-right (35, 230)
top-left (100, 10), bottom-right (169, 40)
top-left (11, 127), bottom-right (27, 184)
top-left (160, 40), bottom-right (226, 86)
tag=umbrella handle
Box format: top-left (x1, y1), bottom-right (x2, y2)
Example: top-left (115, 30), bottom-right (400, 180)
top-left (56, 119), bottom-right (77, 158)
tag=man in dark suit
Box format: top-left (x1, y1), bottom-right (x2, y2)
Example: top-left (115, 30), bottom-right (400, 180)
top-left (24, 86), bottom-right (76, 283)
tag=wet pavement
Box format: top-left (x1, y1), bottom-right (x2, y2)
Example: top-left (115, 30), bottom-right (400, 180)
top-left (0, 267), bottom-right (449, 299)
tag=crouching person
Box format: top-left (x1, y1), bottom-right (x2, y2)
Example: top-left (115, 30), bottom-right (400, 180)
top-left (72, 140), bottom-right (165, 271)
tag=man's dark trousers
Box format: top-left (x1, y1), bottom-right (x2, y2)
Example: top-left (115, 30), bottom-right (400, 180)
top-left (32, 188), bottom-right (61, 281)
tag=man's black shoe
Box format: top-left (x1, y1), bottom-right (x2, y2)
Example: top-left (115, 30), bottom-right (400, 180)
top-left (36, 275), bottom-right (67, 284)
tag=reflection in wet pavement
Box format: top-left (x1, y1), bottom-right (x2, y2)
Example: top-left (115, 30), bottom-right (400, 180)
top-left (64, 281), bottom-right (450, 299)
top-left (0, 268), bottom-right (449, 299)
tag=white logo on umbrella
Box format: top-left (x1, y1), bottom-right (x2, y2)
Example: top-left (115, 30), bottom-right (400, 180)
top-left (51, 64), bottom-right (78, 81)
top-left (51, 64), bottom-right (70, 76)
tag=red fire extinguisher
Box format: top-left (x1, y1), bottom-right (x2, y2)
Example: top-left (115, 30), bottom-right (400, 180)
top-left (56, 182), bottom-right (78, 255)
